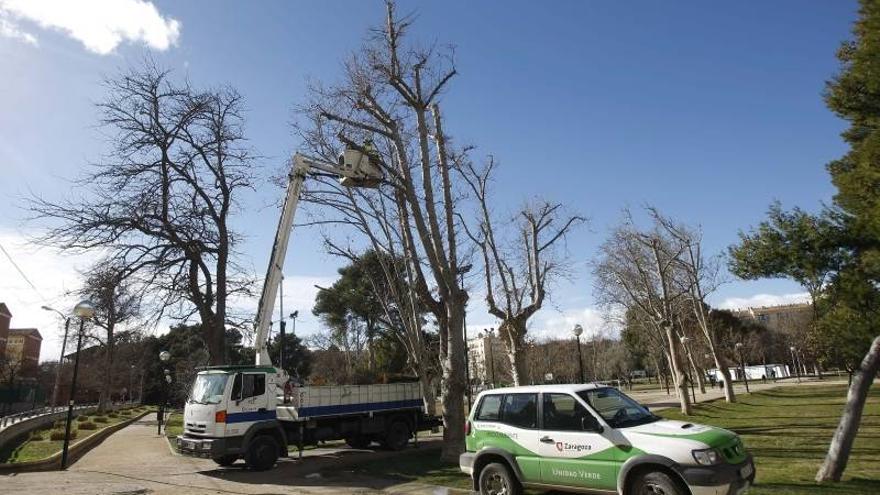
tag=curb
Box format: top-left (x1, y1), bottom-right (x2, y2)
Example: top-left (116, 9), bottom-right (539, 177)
top-left (0, 409), bottom-right (153, 473)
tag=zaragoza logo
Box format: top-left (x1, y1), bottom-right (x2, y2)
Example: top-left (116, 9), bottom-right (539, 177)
top-left (556, 441), bottom-right (592, 453)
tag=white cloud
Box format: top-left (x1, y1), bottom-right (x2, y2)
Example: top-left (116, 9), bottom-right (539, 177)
top-left (0, 229), bottom-right (97, 363)
top-left (467, 306), bottom-right (617, 343)
top-left (0, 10), bottom-right (36, 45)
top-left (0, 0), bottom-right (180, 55)
top-left (717, 292), bottom-right (811, 310)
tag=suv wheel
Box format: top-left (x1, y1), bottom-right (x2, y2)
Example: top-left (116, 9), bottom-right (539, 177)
top-left (632, 470), bottom-right (685, 495)
top-left (212, 455), bottom-right (239, 467)
top-left (245, 435), bottom-right (279, 471)
top-left (478, 462), bottom-right (521, 495)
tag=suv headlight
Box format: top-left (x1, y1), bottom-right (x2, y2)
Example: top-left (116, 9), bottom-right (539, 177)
top-left (692, 448), bottom-right (722, 466)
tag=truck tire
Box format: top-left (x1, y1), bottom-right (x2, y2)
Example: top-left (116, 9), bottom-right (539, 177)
top-left (478, 462), bottom-right (521, 495)
top-left (630, 470), bottom-right (685, 495)
top-left (380, 420), bottom-right (410, 450)
top-left (245, 435), bottom-right (279, 471)
top-left (345, 436), bottom-right (372, 449)
top-left (212, 455), bottom-right (239, 467)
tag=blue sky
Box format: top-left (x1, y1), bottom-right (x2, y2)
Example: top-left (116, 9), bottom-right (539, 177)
top-left (0, 1), bottom-right (857, 360)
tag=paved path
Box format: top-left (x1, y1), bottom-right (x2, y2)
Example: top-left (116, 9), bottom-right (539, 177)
top-left (0, 414), bottom-right (457, 495)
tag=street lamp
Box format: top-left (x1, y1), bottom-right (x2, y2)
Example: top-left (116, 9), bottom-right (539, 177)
top-left (158, 350), bottom-right (170, 435)
top-left (41, 305), bottom-right (71, 409)
top-left (573, 324), bottom-right (585, 383)
top-left (61, 300), bottom-right (95, 469)
top-left (789, 346), bottom-right (801, 383)
top-left (735, 342), bottom-right (750, 393)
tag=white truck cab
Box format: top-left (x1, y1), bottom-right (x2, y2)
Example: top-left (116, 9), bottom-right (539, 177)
top-left (460, 384), bottom-right (755, 495)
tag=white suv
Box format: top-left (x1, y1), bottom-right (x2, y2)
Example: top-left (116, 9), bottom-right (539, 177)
top-left (460, 384), bottom-right (754, 495)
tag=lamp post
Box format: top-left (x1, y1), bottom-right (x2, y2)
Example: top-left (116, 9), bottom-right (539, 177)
top-left (573, 324), bottom-right (585, 383)
top-left (681, 336), bottom-right (696, 402)
top-left (158, 350), bottom-right (170, 435)
top-left (61, 300), bottom-right (94, 470)
top-left (735, 342), bottom-right (750, 393)
top-left (789, 346), bottom-right (801, 382)
top-left (41, 305), bottom-right (70, 409)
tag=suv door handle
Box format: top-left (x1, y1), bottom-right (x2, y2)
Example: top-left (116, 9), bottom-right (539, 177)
top-left (540, 436), bottom-right (554, 443)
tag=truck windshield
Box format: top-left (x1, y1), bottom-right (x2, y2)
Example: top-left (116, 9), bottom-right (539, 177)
top-left (188, 373), bottom-right (229, 404)
top-left (578, 387), bottom-right (659, 428)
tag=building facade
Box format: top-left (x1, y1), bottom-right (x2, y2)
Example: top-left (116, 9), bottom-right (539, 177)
top-left (0, 303), bottom-right (10, 358)
top-left (732, 302), bottom-right (812, 334)
top-left (467, 333), bottom-right (506, 386)
top-left (6, 328), bottom-right (42, 379)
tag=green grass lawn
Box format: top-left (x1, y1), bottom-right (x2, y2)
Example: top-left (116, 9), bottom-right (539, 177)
top-left (1, 406), bottom-right (151, 464)
top-left (347, 384), bottom-right (879, 495)
top-left (661, 384), bottom-right (880, 495)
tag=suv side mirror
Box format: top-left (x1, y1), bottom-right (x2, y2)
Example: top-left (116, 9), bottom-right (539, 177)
top-left (581, 416), bottom-right (604, 433)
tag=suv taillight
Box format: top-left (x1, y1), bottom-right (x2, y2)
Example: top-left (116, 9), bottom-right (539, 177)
top-left (465, 420), bottom-right (471, 436)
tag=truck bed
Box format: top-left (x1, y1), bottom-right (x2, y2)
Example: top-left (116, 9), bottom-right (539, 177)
top-left (276, 382), bottom-right (424, 421)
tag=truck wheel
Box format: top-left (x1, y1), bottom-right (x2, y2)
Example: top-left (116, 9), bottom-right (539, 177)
top-left (478, 462), bottom-right (521, 495)
top-left (212, 455), bottom-right (238, 467)
top-left (631, 470), bottom-right (685, 495)
top-left (245, 435), bottom-right (279, 471)
top-left (345, 436), bottom-right (372, 449)
top-left (381, 420), bottom-right (410, 450)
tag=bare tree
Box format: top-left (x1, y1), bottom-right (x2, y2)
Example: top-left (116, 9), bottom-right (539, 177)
top-left (459, 157), bottom-right (584, 385)
top-left (78, 261), bottom-right (141, 412)
top-left (651, 210), bottom-right (737, 403)
top-left (294, 2), bottom-right (469, 458)
top-left (594, 210), bottom-right (692, 414)
top-left (28, 64), bottom-right (254, 364)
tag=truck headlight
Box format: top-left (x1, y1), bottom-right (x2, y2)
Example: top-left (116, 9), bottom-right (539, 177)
top-left (692, 448), bottom-right (722, 466)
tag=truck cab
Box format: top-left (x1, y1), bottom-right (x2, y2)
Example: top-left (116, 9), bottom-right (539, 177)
top-left (177, 365), bottom-right (289, 470)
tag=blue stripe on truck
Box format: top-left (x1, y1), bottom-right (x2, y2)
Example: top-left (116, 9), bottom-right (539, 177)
top-left (226, 409), bottom-right (277, 423)
top-left (297, 399), bottom-right (424, 417)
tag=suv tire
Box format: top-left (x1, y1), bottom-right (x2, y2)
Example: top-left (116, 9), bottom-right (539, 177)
top-left (478, 462), bottom-right (521, 495)
top-left (212, 455), bottom-right (239, 467)
top-left (245, 435), bottom-right (279, 471)
top-left (631, 470), bottom-right (685, 495)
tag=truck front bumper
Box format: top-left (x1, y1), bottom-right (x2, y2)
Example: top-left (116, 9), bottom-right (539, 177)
top-left (459, 451), bottom-right (475, 476)
top-left (177, 435), bottom-right (228, 459)
top-left (681, 454), bottom-right (755, 495)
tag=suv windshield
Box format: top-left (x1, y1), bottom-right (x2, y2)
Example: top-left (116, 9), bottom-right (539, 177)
top-left (577, 387), bottom-right (659, 428)
top-left (188, 373), bottom-right (229, 404)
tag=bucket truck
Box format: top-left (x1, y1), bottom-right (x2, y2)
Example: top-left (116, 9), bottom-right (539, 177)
top-left (176, 149), bottom-right (440, 470)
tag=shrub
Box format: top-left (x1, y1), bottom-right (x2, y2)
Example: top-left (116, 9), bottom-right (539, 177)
top-left (50, 429), bottom-right (77, 441)
top-left (93, 416), bottom-right (109, 423)
top-left (77, 416), bottom-right (89, 422)
top-left (30, 431), bottom-right (45, 441)
top-left (79, 421), bottom-right (97, 430)
top-left (108, 412), bottom-right (119, 418)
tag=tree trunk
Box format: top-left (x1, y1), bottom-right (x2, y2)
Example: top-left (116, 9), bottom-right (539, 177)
top-left (98, 325), bottom-right (115, 413)
top-left (419, 371), bottom-right (438, 416)
top-left (815, 334), bottom-right (880, 482)
top-left (440, 301), bottom-right (468, 462)
top-left (665, 326), bottom-right (692, 415)
top-left (502, 320), bottom-right (528, 386)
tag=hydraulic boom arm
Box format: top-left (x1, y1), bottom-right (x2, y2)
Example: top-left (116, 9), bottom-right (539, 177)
top-left (253, 150), bottom-right (381, 366)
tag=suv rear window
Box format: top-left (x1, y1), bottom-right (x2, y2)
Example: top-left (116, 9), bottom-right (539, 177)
top-left (475, 394), bottom-right (503, 421)
top-left (501, 393), bottom-right (538, 429)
